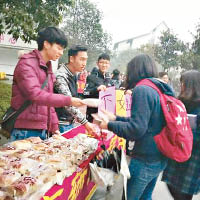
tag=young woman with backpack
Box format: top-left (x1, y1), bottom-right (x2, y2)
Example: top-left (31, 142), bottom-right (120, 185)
top-left (98, 54), bottom-right (175, 200)
top-left (162, 70), bottom-right (200, 200)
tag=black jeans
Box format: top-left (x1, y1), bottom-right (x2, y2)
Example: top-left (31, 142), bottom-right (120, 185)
top-left (167, 184), bottom-right (193, 200)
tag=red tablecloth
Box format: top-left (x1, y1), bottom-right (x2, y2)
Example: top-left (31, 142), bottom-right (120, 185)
top-left (41, 125), bottom-right (125, 200)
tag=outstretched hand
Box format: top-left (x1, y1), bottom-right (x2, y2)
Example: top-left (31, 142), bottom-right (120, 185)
top-left (97, 85), bottom-right (107, 91)
top-left (70, 97), bottom-right (86, 107)
top-left (84, 122), bottom-right (96, 135)
top-left (99, 117), bottom-right (109, 130)
top-left (101, 109), bottom-right (116, 121)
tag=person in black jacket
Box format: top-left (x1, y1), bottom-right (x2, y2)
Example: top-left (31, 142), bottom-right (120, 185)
top-left (83, 53), bottom-right (113, 122)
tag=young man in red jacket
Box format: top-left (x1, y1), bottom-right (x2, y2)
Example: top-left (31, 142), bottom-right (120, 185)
top-left (10, 27), bottom-right (84, 141)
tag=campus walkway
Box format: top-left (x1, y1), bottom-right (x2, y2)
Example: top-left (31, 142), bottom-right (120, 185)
top-left (153, 174), bottom-right (200, 200)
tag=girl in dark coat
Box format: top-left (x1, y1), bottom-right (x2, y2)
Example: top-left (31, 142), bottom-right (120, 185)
top-left (99, 54), bottom-right (174, 200)
top-left (162, 70), bottom-right (200, 200)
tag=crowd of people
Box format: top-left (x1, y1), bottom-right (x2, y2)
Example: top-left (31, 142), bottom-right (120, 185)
top-left (9, 26), bottom-right (200, 200)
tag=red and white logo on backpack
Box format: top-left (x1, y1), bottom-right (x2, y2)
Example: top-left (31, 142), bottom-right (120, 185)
top-left (137, 79), bottom-right (193, 162)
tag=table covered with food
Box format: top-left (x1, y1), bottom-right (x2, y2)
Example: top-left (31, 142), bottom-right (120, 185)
top-left (0, 125), bottom-right (125, 200)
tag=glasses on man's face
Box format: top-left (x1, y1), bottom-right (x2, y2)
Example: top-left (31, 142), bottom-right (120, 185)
top-left (98, 61), bottom-right (110, 65)
top-left (98, 59), bottom-right (110, 65)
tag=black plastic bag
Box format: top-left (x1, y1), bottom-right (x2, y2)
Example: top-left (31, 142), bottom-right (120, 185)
top-left (94, 146), bottom-right (121, 172)
top-left (0, 107), bottom-right (17, 137)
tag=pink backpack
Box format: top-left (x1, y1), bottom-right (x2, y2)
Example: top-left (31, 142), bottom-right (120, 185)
top-left (137, 79), bottom-right (193, 162)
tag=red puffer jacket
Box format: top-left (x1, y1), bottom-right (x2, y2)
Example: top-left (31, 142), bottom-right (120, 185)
top-left (11, 50), bottom-right (71, 132)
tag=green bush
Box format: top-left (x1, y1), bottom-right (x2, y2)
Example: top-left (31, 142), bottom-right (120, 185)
top-left (0, 81), bottom-right (12, 138)
top-left (0, 81), bottom-right (12, 120)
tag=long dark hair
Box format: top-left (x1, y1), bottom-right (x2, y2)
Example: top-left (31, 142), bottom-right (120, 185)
top-left (178, 70), bottom-right (200, 112)
top-left (125, 54), bottom-right (158, 90)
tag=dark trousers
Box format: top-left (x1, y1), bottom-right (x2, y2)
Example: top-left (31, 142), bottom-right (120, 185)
top-left (167, 184), bottom-right (193, 200)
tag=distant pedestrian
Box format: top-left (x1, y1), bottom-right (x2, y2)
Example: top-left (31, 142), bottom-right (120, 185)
top-left (159, 71), bottom-right (169, 84)
top-left (77, 70), bottom-right (88, 98)
top-left (112, 68), bottom-right (122, 89)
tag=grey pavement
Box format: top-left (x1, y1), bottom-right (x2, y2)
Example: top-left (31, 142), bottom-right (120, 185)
top-left (125, 156), bottom-right (200, 200)
top-left (153, 173), bottom-right (200, 200)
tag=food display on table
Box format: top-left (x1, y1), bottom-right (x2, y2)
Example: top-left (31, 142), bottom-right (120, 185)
top-left (0, 134), bottom-right (98, 200)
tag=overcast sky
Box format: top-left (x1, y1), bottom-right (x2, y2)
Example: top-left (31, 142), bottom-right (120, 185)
top-left (90, 0), bottom-right (200, 45)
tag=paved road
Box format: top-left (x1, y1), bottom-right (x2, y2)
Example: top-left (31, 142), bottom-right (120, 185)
top-left (153, 174), bottom-right (200, 200)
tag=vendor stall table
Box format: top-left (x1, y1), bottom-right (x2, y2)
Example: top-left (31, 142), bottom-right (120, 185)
top-left (41, 125), bottom-right (125, 200)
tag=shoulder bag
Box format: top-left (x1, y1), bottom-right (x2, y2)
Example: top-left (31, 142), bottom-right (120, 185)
top-left (0, 77), bottom-right (48, 138)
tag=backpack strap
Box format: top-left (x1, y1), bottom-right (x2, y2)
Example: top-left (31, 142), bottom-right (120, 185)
top-left (136, 79), bottom-right (172, 113)
top-left (137, 79), bottom-right (180, 119)
top-left (136, 79), bottom-right (162, 96)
